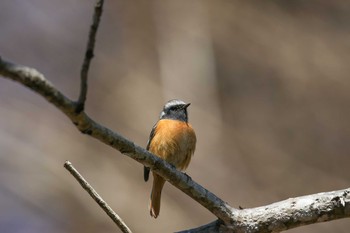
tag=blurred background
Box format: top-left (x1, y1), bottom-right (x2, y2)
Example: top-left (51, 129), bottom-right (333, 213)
top-left (1, 0), bottom-right (350, 232)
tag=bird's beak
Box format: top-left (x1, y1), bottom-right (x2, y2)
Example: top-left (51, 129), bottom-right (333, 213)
top-left (184, 103), bottom-right (191, 109)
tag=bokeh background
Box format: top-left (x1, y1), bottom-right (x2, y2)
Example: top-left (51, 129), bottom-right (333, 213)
top-left (1, 0), bottom-right (350, 232)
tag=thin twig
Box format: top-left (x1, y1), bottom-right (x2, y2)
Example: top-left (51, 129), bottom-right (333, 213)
top-left (64, 161), bottom-right (132, 233)
top-left (76, 0), bottom-right (104, 113)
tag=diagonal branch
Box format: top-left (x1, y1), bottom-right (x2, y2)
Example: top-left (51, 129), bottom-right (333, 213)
top-left (0, 56), bottom-right (236, 225)
top-left (0, 57), bottom-right (75, 115)
top-left (64, 161), bottom-right (132, 233)
top-left (76, 0), bottom-right (104, 113)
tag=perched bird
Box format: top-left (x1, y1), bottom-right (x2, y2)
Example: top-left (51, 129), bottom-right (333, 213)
top-left (144, 99), bottom-right (196, 218)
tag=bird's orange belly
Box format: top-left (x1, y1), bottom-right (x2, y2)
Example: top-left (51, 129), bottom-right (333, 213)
top-left (148, 119), bottom-right (196, 170)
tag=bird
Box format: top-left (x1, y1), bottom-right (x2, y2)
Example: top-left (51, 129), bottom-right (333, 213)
top-left (144, 99), bottom-right (196, 218)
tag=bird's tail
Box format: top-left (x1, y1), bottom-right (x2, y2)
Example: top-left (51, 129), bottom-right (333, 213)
top-left (150, 173), bottom-right (166, 218)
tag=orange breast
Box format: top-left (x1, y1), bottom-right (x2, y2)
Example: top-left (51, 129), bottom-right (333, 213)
top-left (148, 119), bottom-right (196, 170)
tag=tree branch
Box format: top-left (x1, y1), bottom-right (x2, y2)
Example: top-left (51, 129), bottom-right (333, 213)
top-left (64, 161), bottom-right (132, 233)
top-left (76, 0), bottom-right (104, 113)
top-left (176, 219), bottom-right (224, 233)
top-left (232, 188), bottom-right (350, 232)
top-left (0, 56), bottom-right (235, 225)
top-left (178, 188), bottom-right (350, 233)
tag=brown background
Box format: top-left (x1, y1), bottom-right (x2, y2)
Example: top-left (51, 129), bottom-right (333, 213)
top-left (1, 1), bottom-right (350, 232)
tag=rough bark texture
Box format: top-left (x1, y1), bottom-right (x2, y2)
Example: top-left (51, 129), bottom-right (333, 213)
top-left (179, 189), bottom-right (350, 232)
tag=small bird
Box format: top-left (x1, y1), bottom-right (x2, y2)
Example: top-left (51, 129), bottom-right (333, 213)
top-left (144, 99), bottom-right (196, 218)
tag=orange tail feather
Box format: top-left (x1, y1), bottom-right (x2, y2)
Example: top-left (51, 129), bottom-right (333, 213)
top-left (150, 173), bottom-right (166, 218)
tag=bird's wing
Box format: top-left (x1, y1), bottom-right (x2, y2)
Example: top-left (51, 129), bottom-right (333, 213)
top-left (144, 122), bottom-right (157, 182)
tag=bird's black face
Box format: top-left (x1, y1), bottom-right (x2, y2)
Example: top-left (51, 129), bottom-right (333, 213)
top-left (160, 99), bottom-right (191, 123)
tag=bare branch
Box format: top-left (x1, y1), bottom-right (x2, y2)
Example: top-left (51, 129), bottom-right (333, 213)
top-left (0, 56), bottom-right (235, 224)
top-left (0, 57), bottom-right (75, 115)
top-left (179, 188), bottom-right (350, 233)
top-left (76, 0), bottom-right (104, 113)
top-left (176, 220), bottom-right (224, 233)
top-left (234, 188), bottom-right (350, 232)
top-left (64, 161), bottom-right (132, 233)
